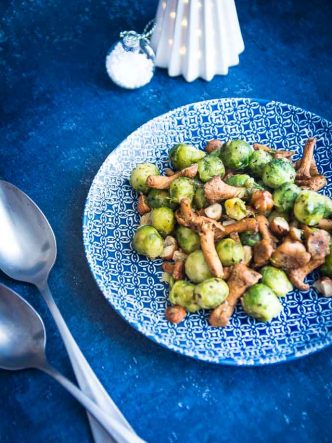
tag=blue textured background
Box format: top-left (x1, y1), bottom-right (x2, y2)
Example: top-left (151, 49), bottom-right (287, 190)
top-left (0, 1), bottom-right (332, 442)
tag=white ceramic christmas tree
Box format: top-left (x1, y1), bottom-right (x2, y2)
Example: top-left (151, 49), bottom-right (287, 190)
top-left (151, 0), bottom-right (244, 82)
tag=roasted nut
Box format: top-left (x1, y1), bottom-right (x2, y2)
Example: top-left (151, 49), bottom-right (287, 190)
top-left (165, 305), bottom-right (187, 323)
top-left (313, 277), bottom-right (332, 297)
top-left (242, 245), bottom-right (253, 265)
top-left (165, 168), bottom-right (175, 177)
top-left (251, 190), bottom-right (274, 213)
top-left (162, 261), bottom-right (175, 275)
top-left (172, 261), bottom-right (185, 280)
top-left (160, 236), bottom-right (178, 260)
top-left (222, 219), bottom-right (236, 226)
top-left (173, 250), bottom-right (188, 262)
top-left (206, 139), bottom-right (223, 153)
top-left (140, 212), bottom-right (152, 226)
top-left (269, 217), bottom-right (290, 236)
top-left (289, 227), bottom-right (303, 242)
top-left (204, 203), bottom-right (222, 220)
top-left (229, 232), bottom-right (241, 243)
top-left (137, 193), bottom-right (151, 215)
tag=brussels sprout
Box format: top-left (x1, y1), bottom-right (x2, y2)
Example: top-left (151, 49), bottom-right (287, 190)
top-left (321, 251), bottom-right (332, 277)
top-left (130, 163), bottom-right (159, 194)
top-left (170, 177), bottom-right (195, 204)
top-left (193, 186), bottom-right (207, 209)
top-left (176, 226), bottom-right (200, 254)
top-left (273, 182), bottom-right (301, 212)
top-left (220, 139), bottom-right (253, 170)
top-left (294, 190), bottom-right (326, 226)
top-left (323, 195), bottom-right (332, 218)
top-left (262, 158), bottom-right (296, 189)
top-left (242, 284), bottom-right (283, 322)
top-left (133, 225), bottom-right (164, 258)
top-left (185, 250), bottom-right (213, 283)
top-left (225, 174), bottom-right (254, 188)
top-left (216, 238), bottom-right (244, 266)
top-left (260, 266), bottom-right (293, 297)
top-left (147, 189), bottom-right (176, 210)
top-left (239, 231), bottom-right (262, 247)
top-left (151, 207), bottom-right (175, 237)
top-left (225, 175), bottom-right (264, 197)
top-left (248, 149), bottom-right (273, 177)
top-left (194, 278), bottom-right (229, 309)
top-left (169, 143), bottom-right (205, 170)
top-left (209, 147), bottom-right (222, 157)
top-left (224, 198), bottom-right (248, 221)
top-left (197, 155), bottom-right (225, 183)
top-left (169, 280), bottom-right (200, 312)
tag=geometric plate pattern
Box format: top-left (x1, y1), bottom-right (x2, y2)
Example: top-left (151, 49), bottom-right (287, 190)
top-left (83, 98), bottom-right (332, 365)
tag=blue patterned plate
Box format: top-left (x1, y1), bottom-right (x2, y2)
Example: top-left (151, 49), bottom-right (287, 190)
top-left (83, 98), bottom-right (332, 365)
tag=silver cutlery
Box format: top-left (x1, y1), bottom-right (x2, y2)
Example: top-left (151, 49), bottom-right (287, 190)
top-left (0, 180), bottom-right (144, 443)
top-left (0, 283), bottom-right (144, 443)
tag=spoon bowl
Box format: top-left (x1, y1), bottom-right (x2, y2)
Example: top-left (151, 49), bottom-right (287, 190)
top-left (0, 284), bottom-right (45, 370)
top-left (0, 181), bottom-right (56, 285)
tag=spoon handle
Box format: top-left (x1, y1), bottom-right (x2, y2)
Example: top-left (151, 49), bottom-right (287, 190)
top-left (38, 283), bottom-right (137, 443)
top-left (39, 362), bottom-right (146, 443)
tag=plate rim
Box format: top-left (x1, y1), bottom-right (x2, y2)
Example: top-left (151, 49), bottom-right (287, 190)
top-left (82, 97), bottom-right (332, 366)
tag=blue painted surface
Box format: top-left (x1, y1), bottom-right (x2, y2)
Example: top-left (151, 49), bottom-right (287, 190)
top-left (0, 0), bottom-right (331, 442)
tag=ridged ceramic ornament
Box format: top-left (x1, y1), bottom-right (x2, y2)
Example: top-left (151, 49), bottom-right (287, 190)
top-left (151, 0), bottom-right (245, 82)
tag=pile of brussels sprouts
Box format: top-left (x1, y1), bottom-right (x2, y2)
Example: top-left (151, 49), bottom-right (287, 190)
top-left (129, 139), bottom-right (332, 326)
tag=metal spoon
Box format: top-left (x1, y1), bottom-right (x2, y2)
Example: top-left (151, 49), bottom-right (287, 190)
top-left (0, 180), bottom-right (140, 443)
top-left (0, 283), bottom-right (144, 443)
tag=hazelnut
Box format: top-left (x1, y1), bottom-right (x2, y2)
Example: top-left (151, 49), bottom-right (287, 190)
top-left (206, 139), bottom-right (223, 154)
top-left (165, 305), bottom-right (187, 323)
top-left (165, 168), bottom-right (175, 177)
top-left (204, 203), bottom-right (222, 220)
top-left (137, 193), bottom-right (150, 215)
top-left (269, 217), bottom-right (290, 236)
top-left (313, 277), bottom-right (332, 297)
top-left (251, 190), bottom-right (274, 213)
top-left (160, 236), bottom-right (178, 260)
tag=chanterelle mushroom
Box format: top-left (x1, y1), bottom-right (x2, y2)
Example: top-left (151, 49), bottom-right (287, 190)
top-left (176, 199), bottom-right (225, 238)
top-left (209, 264), bottom-right (261, 327)
top-left (253, 143), bottom-right (295, 158)
top-left (288, 258), bottom-right (325, 291)
top-left (215, 217), bottom-right (258, 241)
top-left (204, 176), bottom-right (246, 203)
top-left (253, 215), bottom-right (276, 267)
top-left (304, 228), bottom-right (330, 260)
top-left (200, 222), bottom-right (224, 278)
top-left (296, 138), bottom-right (316, 179)
top-left (271, 237), bottom-right (311, 270)
top-left (294, 157), bottom-right (319, 176)
top-left (146, 163), bottom-right (198, 189)
top-left (296, 175), bottom-right (327, 191)
top-left (318, 219), bottom-right (332, 232)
